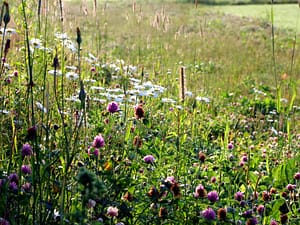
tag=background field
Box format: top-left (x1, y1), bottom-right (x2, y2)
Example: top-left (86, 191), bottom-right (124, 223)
top-left (212, 4), bottom-right (300, 30)
top-left (61, 1), bottom-right (300, 100)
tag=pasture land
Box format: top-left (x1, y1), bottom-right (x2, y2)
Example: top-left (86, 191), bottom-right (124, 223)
top-left (212, 4), bottom-right (300, 31)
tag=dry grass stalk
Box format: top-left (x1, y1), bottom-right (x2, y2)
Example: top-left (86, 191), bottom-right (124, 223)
top-left (179, 67), bottom-right (186, 102)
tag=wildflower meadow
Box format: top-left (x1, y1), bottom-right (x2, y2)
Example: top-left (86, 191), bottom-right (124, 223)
top-left (0, 0), bottom-right (299, 224)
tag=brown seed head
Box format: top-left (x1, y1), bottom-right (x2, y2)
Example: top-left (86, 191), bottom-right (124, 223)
top-left (217, 208), bottom-right (227, 220)
top-left (159, 207), bottom-right (168, 219)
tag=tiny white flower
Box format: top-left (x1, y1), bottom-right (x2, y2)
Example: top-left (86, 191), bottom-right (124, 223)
top-left (0, 109), bottom-right (9, 114)
top-left (55, 32), bottom-right (68, 40)
top-left (66, 71), bottom-right (79, 80)
top-left (83, 79), bottom-right (96, 83)
top-left (65, 96), bottom-right (80, 102)
top-left (4, 63), bottom-right (10, 70)
top-left (129, 78), bottom-right (141, 83)
top-left (64, 40), bottom-right (77, 53)
top-left (48, 70), bottom-right (62, 76)
top-left (88, 53), bottom-right (97, 61)
top-left (90, 86), bottom-right (106, 91)
top-left (143, 81), bottom-right (153, 88)
top-left (0, 27), bottom-right (17, 36)
top-left (30, 38), bottom-right (42, 49)
top-left (271, 127), bottom-right (278, 136)
top-left (36, 102), bottom-right (47, 113)
top-left (116, 59), bottom-right (125, 65)
top-left (138, 90), bottom-right (148, 97)
top-left (161, 98), bottom-right (176, 104)
top-left (92, 98), bottom-right (107, 103)
top-left (185, 91), bottom-right (193, 97)
top-left (88, 199), bottom-right (96, 208)
top-left (84, 57), bottom-right (94, 64)
top-left (280, 98), bottom-right (288, 103)
top-left (196, 96), bottom-right (210, 103)
top-left (1, 27), bottom-right (17, 36)
top-left (65, 65), bottom-right (77, 70)
top-left (53, 209), bottom-right (60, 220)
top-left (175, 105), bottom-right (183, 110)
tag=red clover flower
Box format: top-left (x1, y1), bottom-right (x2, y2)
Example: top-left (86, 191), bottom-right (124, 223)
top-left (202, 207), bottom-right (216, 220)
top-left (234, 191), bottom-right (244, 201)
top-left (107, 206), bottom-right (118, 217)
top-left (107, 101), bottom-right (119, 113)
top-left (21, 165), bottom-right (32, 175)
top-left (143, 155), bottom-right (155, 164)
top-left (92, 134), bottom-right (105, 148)
top-left (294, 172), bottom-right (300, 180)
top-left (21, 143), bottom-right (32, 157)
top-left (207, 190), bottom-right (219, 203)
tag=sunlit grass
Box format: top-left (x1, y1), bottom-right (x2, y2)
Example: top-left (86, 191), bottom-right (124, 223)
top-left (212, 4), bottom-right (300, 31)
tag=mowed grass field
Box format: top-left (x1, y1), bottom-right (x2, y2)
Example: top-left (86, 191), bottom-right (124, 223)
top-left (211, 4), bottom-right (300, 31)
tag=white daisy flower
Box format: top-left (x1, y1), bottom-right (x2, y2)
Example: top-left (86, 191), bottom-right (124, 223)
top-left (196, 96), bottom-right (210, 103)
top-left (0, 27), bottom-right (17, 36)
top-left (0, 109), bottom-right (9, 114)
top-left (55, 32), bottom-right (68, 40)
top-left (48, 70), bottom-right (62, 76)
top-left (30, 38), bottom-right (42, 49)
top-left (65, 65), bottom-right (77, 70)
top-left (92, 98), bottom-right (106, 103)
top-left (161, 98), bottom-right (176, 104)
top-left (64, 40), bottom-right (77, 53)
top-left (66, 71), bottom-right (79, 80)
top-left (185, 91), bottom-right (193, 97)
top-left (90, 86), bottom-right (105, 91)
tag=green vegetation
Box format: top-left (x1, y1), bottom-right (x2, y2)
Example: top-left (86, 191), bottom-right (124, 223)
top-left (0, 0), bottom-right (299, 224)
top-left (212, 4), bottom-right (300, 30)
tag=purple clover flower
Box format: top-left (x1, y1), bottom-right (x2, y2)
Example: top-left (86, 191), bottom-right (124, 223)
top-left (21, 165), bottom-right (32, 175)
top-left (21, 182), bottom-right (31, 192)
top-left (257, 205), bottom-right (265, 215)
top-left (107, 206), bottom-right (118, 217)
top-left (143, 155), bottom-right (155, 164)
top-left (165, 176), bottom-right (176, 184)
top-left (242, 209), bottom-right (253, 218)
top-left (194, 184), bottom-right (206, 198)
top-left (8, 173), bottom-right (18, 184)
top-left (286, 184), bottom-right (296, 191)
top-left (294, 172), bottom-right (300, 180)
top-left (21, 143), bottom-right (32, 157)
top-left (92, 134), bottom-right (105, 148)
top-left (202, 207), bottom-right (216, 220)
top-left (228, 142), bottom-right (234, 150)
top-left (247, 217), bottom-right (258, 225)
top-left (270, 219), bottom-right (278, 225)
top-left (9, 182), bottom-right (18, 192)
top-left (0, 218), bottom-right (9, 225)
top-left (235, 191), bottom-right (244, 201)
top-left (207, 190), bottom-right (219, 203)
top-left (107, 101), bottom-right (119, 113)
top-left (241, 155), bottom-right (248, 162)
top-left (210, 176), bottom-right (217, 183)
